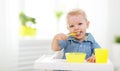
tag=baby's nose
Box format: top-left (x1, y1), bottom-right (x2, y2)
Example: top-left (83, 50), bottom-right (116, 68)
top-left (74, 25), bottom-right (79, 30)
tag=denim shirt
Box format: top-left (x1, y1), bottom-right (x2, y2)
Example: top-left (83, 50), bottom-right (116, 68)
top-left (58, 33), bottom-right (101, 59)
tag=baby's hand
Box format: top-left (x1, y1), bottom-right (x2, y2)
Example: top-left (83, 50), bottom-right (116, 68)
top-left (86, 55), bottom-right (96, 63)
top-left (54, 33), bottom-right (68, 40)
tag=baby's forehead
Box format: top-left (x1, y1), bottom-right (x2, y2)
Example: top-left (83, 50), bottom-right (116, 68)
top-left (67, 15), bottom-right (85, 21)
top-left (68, 15), bottom-right (80, 19)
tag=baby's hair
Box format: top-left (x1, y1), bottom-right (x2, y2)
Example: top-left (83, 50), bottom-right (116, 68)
top-left (67, 9), bottom-right (87, 21)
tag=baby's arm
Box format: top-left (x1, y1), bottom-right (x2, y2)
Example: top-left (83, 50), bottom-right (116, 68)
top-left (51, 33), bottom-right (67, 51)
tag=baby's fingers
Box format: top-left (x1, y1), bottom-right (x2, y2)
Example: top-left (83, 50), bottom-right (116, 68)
top-left (87, 57), bottom-right (95, 63)
top-left (61, 36), bottom-right (68, 40)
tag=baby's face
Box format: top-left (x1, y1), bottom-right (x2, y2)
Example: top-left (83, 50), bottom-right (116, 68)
top-left (67, 15), bottom-right (89, 40)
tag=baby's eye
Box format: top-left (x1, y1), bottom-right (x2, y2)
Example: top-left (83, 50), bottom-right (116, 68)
top-left (69, 25), bottom-right (74, 28)
top-left (78, 23), bottom-right (83, 25)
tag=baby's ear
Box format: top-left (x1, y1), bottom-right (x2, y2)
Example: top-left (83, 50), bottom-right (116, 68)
top-left (67, 26), bottom-right (69, 30)
top-left (86, 21), bottom-right (90, 28)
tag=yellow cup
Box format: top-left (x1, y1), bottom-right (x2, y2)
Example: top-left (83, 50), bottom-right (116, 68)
top-left (65, 52), bottom-right (86, 63)
top-left (95, 48), bottom-right (109, 63)
top-left (19, 26), bottom-right (36, 37)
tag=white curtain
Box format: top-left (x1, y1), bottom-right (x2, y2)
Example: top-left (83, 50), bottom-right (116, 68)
top-left (0, 0), bottom-right (19, 71)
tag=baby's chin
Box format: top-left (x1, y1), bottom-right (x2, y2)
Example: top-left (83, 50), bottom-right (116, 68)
top-left (72, 31), bottom-right (86, 40)
top-left (74, 36), bottom-right (84, 40)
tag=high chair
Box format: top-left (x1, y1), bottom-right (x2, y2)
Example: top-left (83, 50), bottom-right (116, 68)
top-left (52, 49), bottom-right (64, 59)
top-left (34, 49), bottom-right (114, 71)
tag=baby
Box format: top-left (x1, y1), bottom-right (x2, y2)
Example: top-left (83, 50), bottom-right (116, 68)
top-left (51, 9), bottom-right (101, 63)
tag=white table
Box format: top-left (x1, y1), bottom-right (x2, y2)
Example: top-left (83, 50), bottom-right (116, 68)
top-left (34, 55), bottom-right (114, 71)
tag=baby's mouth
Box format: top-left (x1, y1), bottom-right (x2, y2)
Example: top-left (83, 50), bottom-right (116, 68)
top-left (76, 31), bottom-right (83, 36)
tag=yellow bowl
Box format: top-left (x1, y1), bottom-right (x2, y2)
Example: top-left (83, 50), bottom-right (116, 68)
top-left (65, 52), bottom-right (86, 63)
top-left (94, 48), bottom-right (109, 63)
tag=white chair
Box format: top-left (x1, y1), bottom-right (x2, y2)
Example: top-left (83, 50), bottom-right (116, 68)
top-left (52, 49), bottom-right (64, 59)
